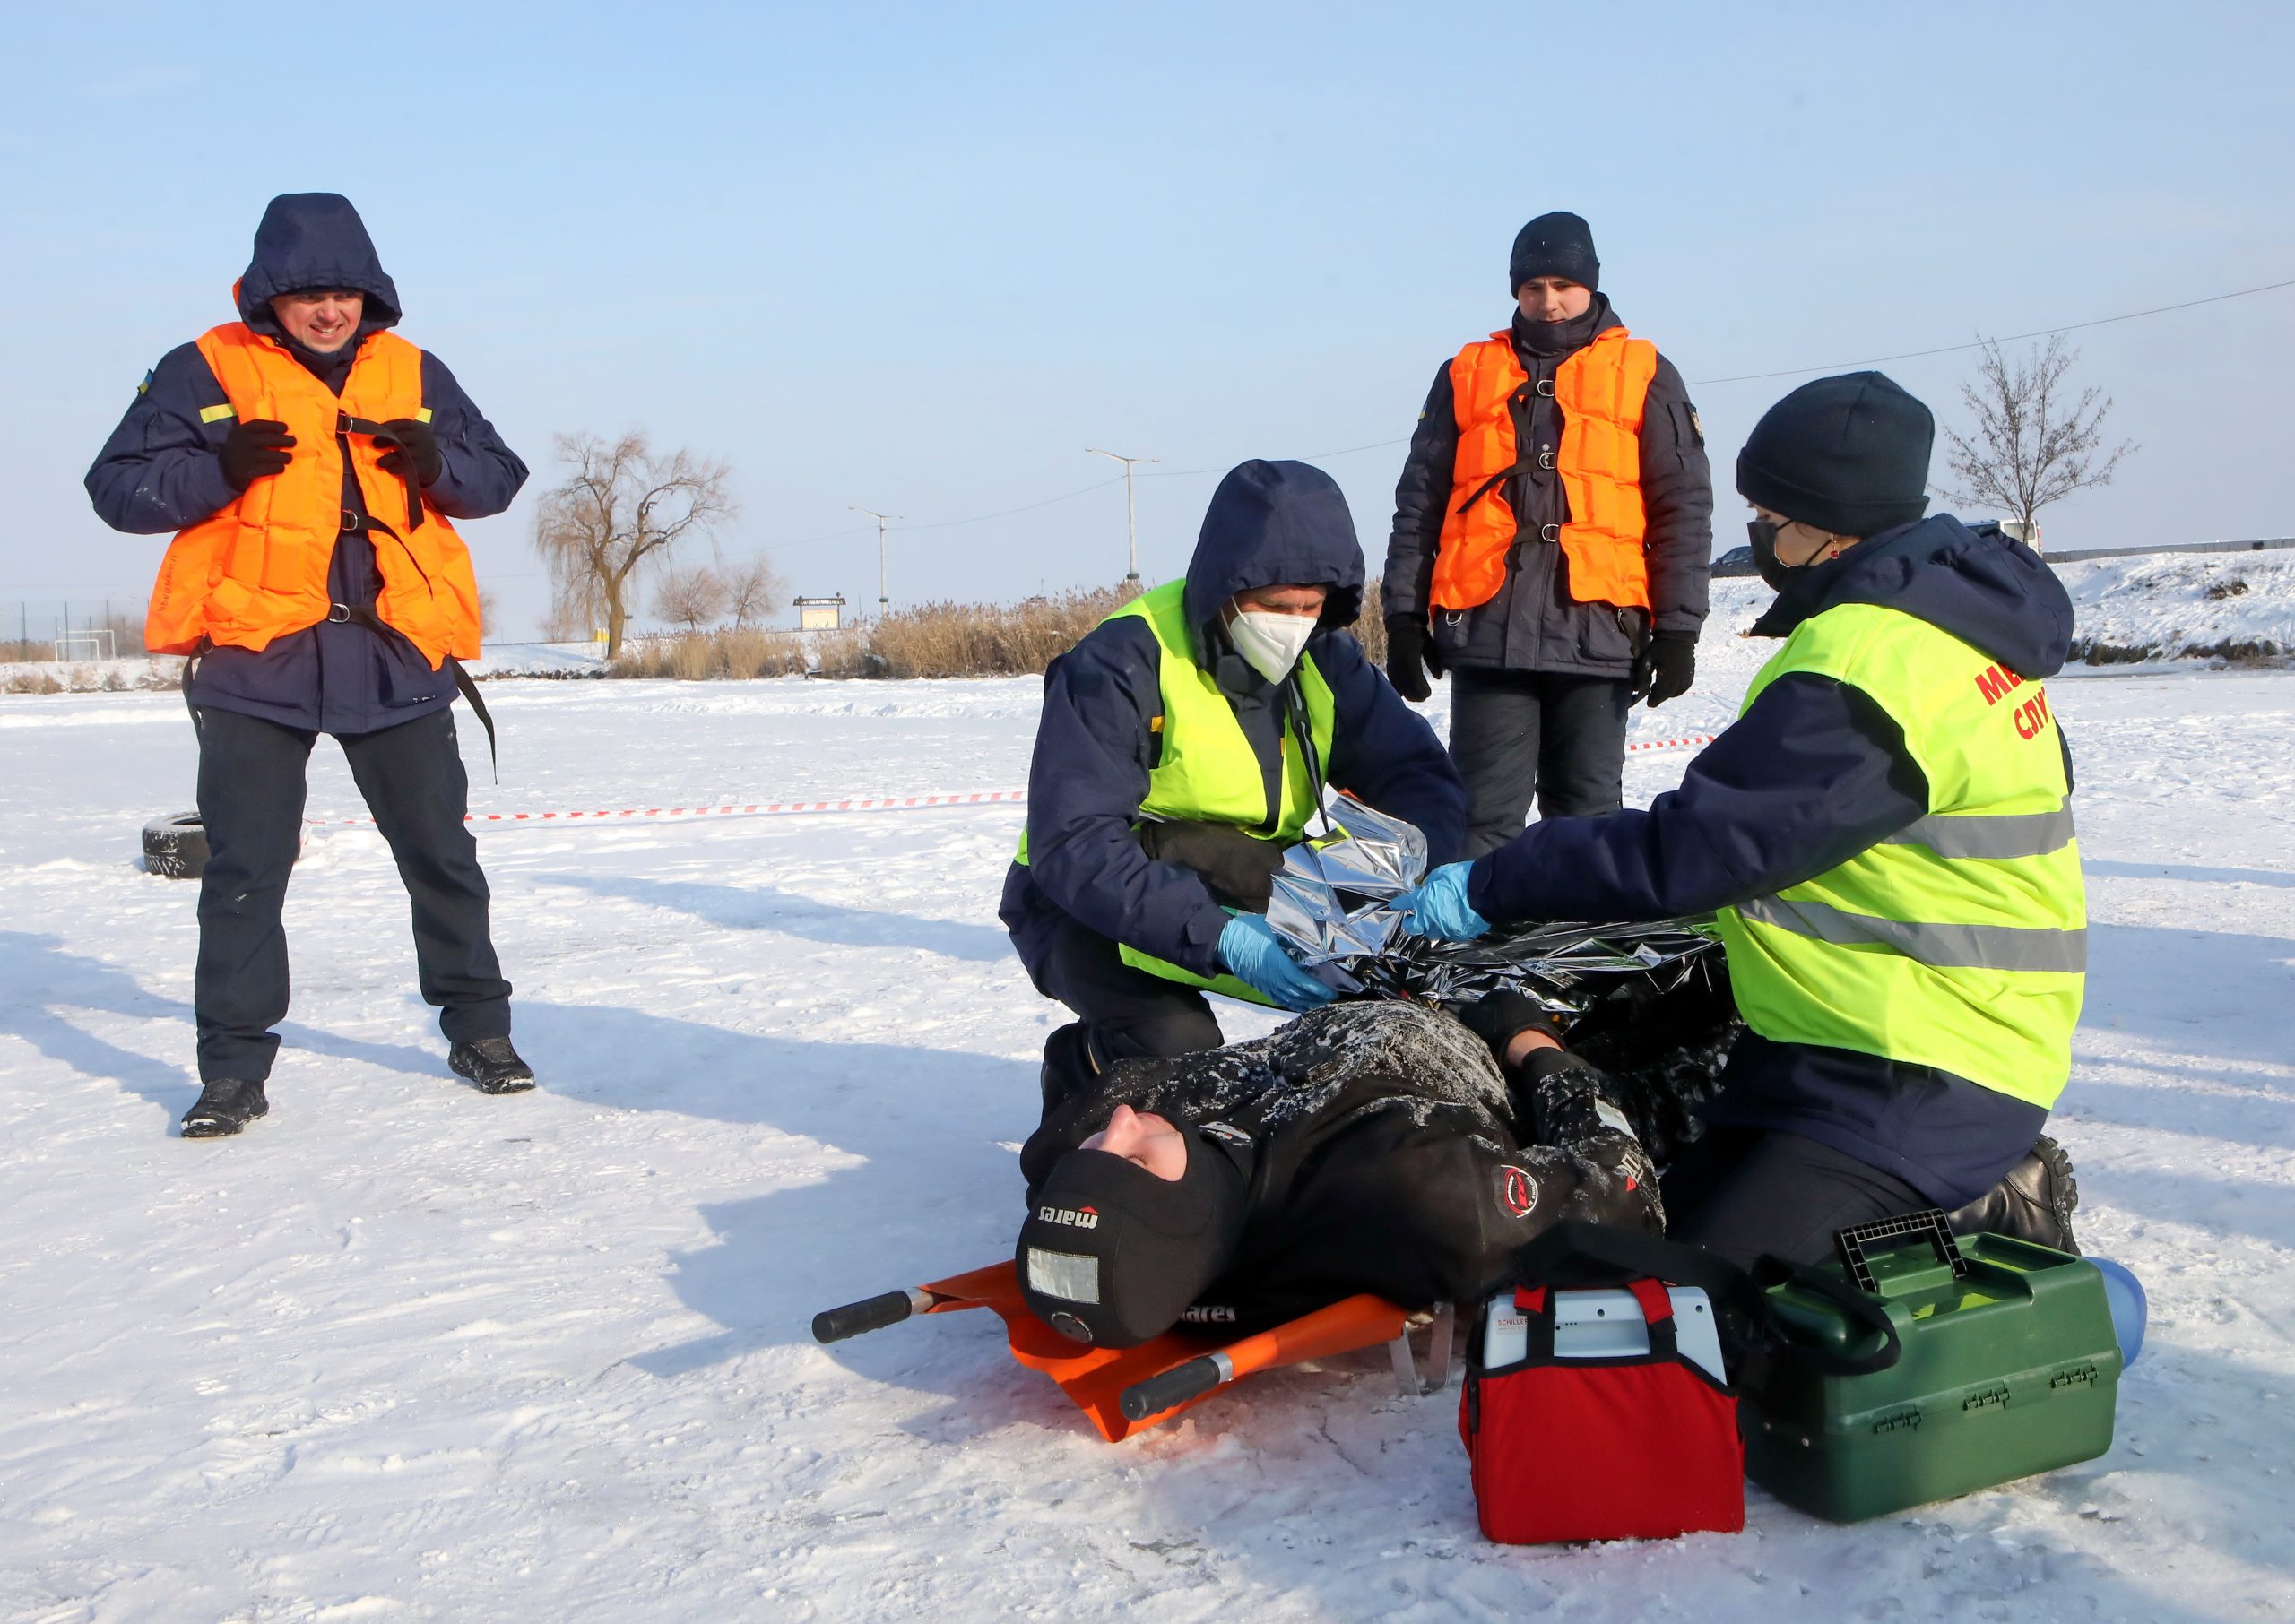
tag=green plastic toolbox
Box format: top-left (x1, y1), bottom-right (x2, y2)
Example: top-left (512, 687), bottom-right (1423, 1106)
top-left (1742, 1211), bottom-right (2122, 1523)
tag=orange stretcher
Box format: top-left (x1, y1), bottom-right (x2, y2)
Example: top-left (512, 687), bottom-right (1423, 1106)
top-left (813, 1262), bottom-right (1451, 1441)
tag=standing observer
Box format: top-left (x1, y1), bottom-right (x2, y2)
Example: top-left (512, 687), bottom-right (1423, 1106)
top-left (86, 192), bottom-right (535, 1138)
top-left (1001, 459), bottom-right (1467, 1111)
top-left (1383, 212), bottom-right (1713, 856)
top-left (1396, 374), bottom-right (2084, 1266)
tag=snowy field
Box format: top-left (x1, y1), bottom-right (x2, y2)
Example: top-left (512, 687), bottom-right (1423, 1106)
top-left (4, 585), bottom-right (2293, 1622)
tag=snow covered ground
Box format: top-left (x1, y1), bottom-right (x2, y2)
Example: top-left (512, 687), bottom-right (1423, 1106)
top-left (4, 594), bottom-right (2293, 1621)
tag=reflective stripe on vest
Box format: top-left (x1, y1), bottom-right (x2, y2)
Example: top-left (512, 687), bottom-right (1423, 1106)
top-left (1016, 579), bottom-right (1338, 1006)
top-left (1429, 326), bottom-right (1658, 613)
top-left (1713, 601), bottom-right (2086, 1110)
top-left (143, 322), bottom-right (483, 669)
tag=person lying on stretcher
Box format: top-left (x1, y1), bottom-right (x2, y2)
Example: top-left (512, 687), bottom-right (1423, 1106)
top-left (1016, 984), bottom-right (1737, 1348)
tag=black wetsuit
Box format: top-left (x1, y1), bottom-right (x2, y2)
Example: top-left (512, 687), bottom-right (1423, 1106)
top-left (1020, 1000), bottom-right (1729, 1335)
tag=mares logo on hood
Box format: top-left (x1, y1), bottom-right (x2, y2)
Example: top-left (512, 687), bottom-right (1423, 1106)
top-left (1037, 1205), bottom-right (1101, 1230)
top-left (1496, 1164), bottom-right (1539, 1219)
top-left (1179, 1304), bottom-right (1239, 1325)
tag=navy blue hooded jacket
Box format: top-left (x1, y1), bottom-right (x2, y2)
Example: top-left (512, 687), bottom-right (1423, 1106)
top-left (1000, 461), bottom-right (1468, 986)
top-left (1383, 298), bottom-right (1713, 677)
top-left (86, 194), bottom-right (528, 736)
top-left (1463, 514), bottom-right (2076, 1205)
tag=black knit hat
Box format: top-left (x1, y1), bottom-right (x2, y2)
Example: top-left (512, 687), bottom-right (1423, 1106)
top-left (1736, 371), bottom-right (1936, 538)
top-left (1016, 1128), bottom-right (1250, 1348)
top-left (1510, 212), bottom-right (1599, 294)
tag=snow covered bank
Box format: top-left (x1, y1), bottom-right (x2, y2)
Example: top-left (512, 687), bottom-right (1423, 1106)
top-left (2053, 553), bottom-right (2295, 663)
top-left (463, 641), bottom-right (610, 679)
top-left (0, 655), bottom-right (183, 694)
top-left (4, 661), bottom-right (2292, 1620)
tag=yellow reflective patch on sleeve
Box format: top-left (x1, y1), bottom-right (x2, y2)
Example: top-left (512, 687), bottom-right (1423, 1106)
top-left (198, 403), bottom-right (237, 424)
top-left (414, 407), bottom-right (434, 424)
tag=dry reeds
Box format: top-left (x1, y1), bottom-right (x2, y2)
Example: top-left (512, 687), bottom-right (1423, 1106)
top-left (605, 580), bottom-right (1391, 682)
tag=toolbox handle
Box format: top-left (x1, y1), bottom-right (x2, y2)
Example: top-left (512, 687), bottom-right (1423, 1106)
top-left (1751, 1256), bottom-right (1905, 1376)
top-left (1834, 1208), bottom-right (1969, 1295)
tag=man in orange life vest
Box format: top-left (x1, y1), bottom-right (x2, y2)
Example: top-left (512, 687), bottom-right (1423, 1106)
top-left (1383, 212), bottom-right (1714, 856)
top-left (86, 193), bottom-right (533, 1138)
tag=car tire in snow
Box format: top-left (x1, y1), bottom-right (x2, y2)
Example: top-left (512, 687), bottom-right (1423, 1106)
top-left (143, 812), bottom-right (209, 879)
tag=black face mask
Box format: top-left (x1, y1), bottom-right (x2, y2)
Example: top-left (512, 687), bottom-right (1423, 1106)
top-left (1749, 518), bottom-right (1811, 592)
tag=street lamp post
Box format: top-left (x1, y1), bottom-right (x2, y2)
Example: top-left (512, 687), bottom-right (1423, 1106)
top-left (850, 506), bottom-right (903, 607)
top-left (1086, 448), bottom-right (1157, 584)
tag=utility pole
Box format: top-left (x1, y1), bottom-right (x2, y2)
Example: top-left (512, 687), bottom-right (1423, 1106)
top-left (1087, 448), bottom-right (1157, 585)
top-left (850, 507), bottom-right (903, 608)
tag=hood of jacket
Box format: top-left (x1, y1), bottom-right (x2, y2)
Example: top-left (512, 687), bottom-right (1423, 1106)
top-left (1751, 512), bottom-right (2074, 679)
top-left (1181, 460), bottom-right (1365, 662)
top-left (234, 193), bottom-right (403, 336)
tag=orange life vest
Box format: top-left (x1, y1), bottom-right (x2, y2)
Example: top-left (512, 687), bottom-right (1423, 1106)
top-left (144, 321), bottom-right (483, 669)
top-left (1428, 325), bottom-right (1659, 612)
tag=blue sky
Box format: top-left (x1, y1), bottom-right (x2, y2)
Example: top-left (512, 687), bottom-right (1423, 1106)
top-left (4, 1), bottom-right (2291, 640)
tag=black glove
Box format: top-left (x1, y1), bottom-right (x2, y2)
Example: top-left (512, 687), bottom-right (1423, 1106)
top-left (1383, 612), bottom-right (1443, 703)
top-left (1632, 630), bottom-right (1697, 707)
top-left (1459, 990), bottom-right (1574, 1060)
top-left (374, 418), bottom-right (445, 488)
top-left (218, 419), bottom-right (295, 490)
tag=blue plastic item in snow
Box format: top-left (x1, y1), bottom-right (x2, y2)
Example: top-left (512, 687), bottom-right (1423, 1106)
top-left (2091, 1257), bottom-right (2147, 1366)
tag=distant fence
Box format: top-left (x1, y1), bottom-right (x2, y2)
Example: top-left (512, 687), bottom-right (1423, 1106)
top-left (2, 602), bottom-right (146, 664)
top-left (2046, 537), bottom-right (2295, 563)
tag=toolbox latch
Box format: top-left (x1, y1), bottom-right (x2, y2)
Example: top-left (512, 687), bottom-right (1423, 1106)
top-left (2049, 1362), bottom-right (2100, 1389)
top-left (1870, 1406), bottom-right (1923, 1435)
top-left (1962, 1386), bottom-right (2011, 1412)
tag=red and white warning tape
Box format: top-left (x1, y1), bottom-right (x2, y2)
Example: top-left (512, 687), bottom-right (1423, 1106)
top-left (303, 789), bottom-right (1030, 829)
top-left (1626, 733), bottom-right (1719, 754)
top-left (303, 737), bottom-right (1717, 830)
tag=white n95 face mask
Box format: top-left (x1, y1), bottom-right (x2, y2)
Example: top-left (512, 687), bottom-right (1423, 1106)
top-left (1228, 609), bottom-right (1318, 685)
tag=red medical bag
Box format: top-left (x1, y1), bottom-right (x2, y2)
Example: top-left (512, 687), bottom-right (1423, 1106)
top-left (1459, 1230), bottom-right (1745, 1543)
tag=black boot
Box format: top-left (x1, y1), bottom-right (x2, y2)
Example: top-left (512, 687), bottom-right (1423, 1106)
top-left (182, 1079), bottom-right (269, 1138)
top-left (449, 1036), bottom-right (537, 1094)
top-left (1945, 1135), bottom-right (2079, 1253)
top-left (1039, 1024), bottom-right (1097, 1122)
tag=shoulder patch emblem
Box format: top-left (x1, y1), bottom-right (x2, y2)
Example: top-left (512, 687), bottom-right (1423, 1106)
top-left (1687, 405), bottom-right (1706, 446)
top-left (1495, 1163), bottom-right (1537, 1219)
top-left (136, 369), bottom-right (152, 397)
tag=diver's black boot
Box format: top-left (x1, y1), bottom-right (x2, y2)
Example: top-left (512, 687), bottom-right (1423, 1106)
top-left (1039, 1024), bottom-right (1097, 1122)
top-left (1946, 1135), bottom-right (2079, 1253)
top-left (449, 1037), bottom-right (537, 1094)
top-left (182, 1079), bottom-right (269, 1138)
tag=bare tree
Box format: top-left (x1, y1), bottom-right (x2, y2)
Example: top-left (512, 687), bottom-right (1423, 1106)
top-left (722, 555), bottom-right (784, 629)
top-left (531, 432), bottom-right (736, 658)
top-left (1941, 335), bottom-right (2135, 541)
top-left (654, 565), bottom-right (731, 633)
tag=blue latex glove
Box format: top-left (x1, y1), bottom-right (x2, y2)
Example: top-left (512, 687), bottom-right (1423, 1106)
top-left (1217, 913), bottom-right (1338, 1012)
top-left (1395, 861), bottom-right (1491, 942)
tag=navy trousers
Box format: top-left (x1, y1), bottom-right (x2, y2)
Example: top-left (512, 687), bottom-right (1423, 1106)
top-left (1447, 667), bottom-right (1634, 858)
top-left (1658, 1127), bottom-right (1928, 1270)
top-left (193, 705), bottom-right (511, 1083)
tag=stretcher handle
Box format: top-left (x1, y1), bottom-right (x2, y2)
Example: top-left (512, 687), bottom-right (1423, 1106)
top-left (1119, 1353), bottom-right (1228, 1422)
top-left (812, 1289), bottom-right (925, 1344)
